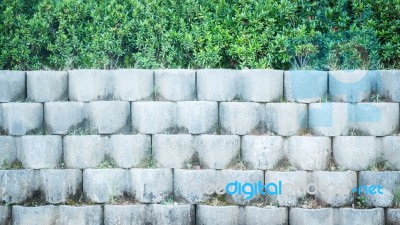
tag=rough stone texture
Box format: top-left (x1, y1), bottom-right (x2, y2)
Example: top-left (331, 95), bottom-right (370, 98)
top-left (151, 204), bottom-right (195, 225)
top-left (337, 208), bottom-right (384, 225)
top-left (130, 168), bottom-right (173, 203)
top-left (104, 205), bottom-right (149, 225)
top-left (333, 136), bottom-right (378, 171)
top-left (382, 136), bottom-right (400, 170)
top-left (0, 206), bottom-right (10, 225)
top-left (83, 169), bottom-right (130, 203)
top-left (44, 102), bottom-right (89, 135)
top-left (242, 136), bottom-right (284, 170)
top-left (240, 69), bottom-right (283, 102)
top-left (0, 71), bottom-right (25, 102)
top-left (194, 135), bottom-right (240, 169)
top-left (155, 69), bottom-right (196, 101)
top-left (39, 169), bottom-right (82, 204)
top-left (176, 101), bottom-right (218, 134)
top-left (64, 136), bottom-right (106, 169)
top-left (12, 205), bottom-right (58, 225)
top-left (265, 171), bottom-right (308, 206)
top-left (196, 205), bottom-right (240, 225)
top-left (131, 102), bottom-right (176, 134)
top-left (329, 70), bottom-right (376, 103)
top-left (244, 206), bottom-right (288, 225)
top-left (0, 136), bottom-right (17, 169)
top-left (0, 170), bottom-right (38, 204)
top-left (377, 70), bottom-right (400, 102)
top-left (58, 205), bottom-right (103, 225)
top-left (309, 103), bottom-right (349, 136)
top-left (68, 69), bottom-right (113, 101)
top-left (89, 101), bottom-right (130, 134)
top-left (312, 171), bottom-right (357, 207)
top-left (352, 102), bottom-right (399, 136)
top-left (289, 208), bottom-right (334, 225)
top-left (27, 71), bottom-right (68, 102)
top-left (219, 102), bottom-right (262, 135)
top-left (108, 135), bottom-right (150, 168)
top-left (284, 70), bottom-right (328, 103)
top-left (152, 135), bottom-right (194, 168)
top-left (174, 169), bottom-right (217, 204)
top-left (358, 171), bottom-right (400, 207)
top-left (264, 103), bottom-right (308, 136)
top-left (1, 103), bottom-right (43, 135)
top-left (112, 69), bottom-right (153, 101)
top-left (17, 135), bottom-right (62, 169)
top-left (197, 69), bottom-right (240, 101)
top-left (386, 209), bottom-right (400, 225)
top-left (287, 136), bottom-right (331, 171)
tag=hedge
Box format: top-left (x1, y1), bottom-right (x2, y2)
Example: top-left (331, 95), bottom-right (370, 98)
top-left (0, 0), bottom-right (399, 70)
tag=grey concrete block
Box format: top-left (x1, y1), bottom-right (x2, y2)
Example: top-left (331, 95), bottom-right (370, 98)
top-left (152, 135), bottom-right (194, 168)
top-left (83, 169), bottom-right (130, 203)
top-left (244, 206), bottom-right (288, 225)
top-left (0, 137), bottom-right (17, 169)
top-left (174, 169), bottom-right (217, 204)
top-left (68, 69), bottom-right (113, 101)
top-left (131, 102), bottom-right (176, 134)
top-left (382, 136), bottom-right (400, 170)
top-left (352, 102), bottom-right (399, 136)
top-left (386, 208), bottom-right (400, 225)
top-left (264, 103), bottom-right (308, 136)
top-left (109, 135), bottom-right (150, 168)
top-left (197, 69), bottom-right (240, 101)
top-left (312, 171), bottom-right (356, 207)
top-left (39, 169), bottom-right (82, 204)
top-left (130, 168), bottom-right (173, 203)
top-left (152, 204), bottom-right (195, 225)
top-left (359, 171), bottom-right (400, 207)
top-left (284, 70), bottom-right (328, 103)
top-left (265, 171), bottom-right (307, 206)
top-left (333, 136), bottom-right (378, 171)
top-left (0, 71), bottom-right (25, 102)
top-left (0, 170), bottom-right (38, 204)
top-left (12, 205), bottom-right (58, 225)
top-left (309, 103), bottom-right (349, 136)
top-left (194, 135), bottom-right (240, 169)
top-left (1, 103), bottom-right (43, 135)
top-left (112, 69), bottom-right (153, 101)
top-left (220, 102), bottom-right (263, 135)
top-left (242, 136), bottom-right (285, 170)
top-left (89, 101), bottom-right (130, 134)
top-left (329, 70), bottom-right (376, 103)
top-left (104, 205), bottom-right (149, 225)
top-left (287, 136), bottom-right (331, 171)
top-left (196, 205), bottom-right (239, 225)
top-left (27, 71), bottom-right (67, 102)
top-left (59, 205), bottom-right (103, 225)
top-left (177, 101), bottom-right (218, 134)
top-left (155, 69), bottom-right (195, 101)
top-left (377, 70), bottom-right (400, 102)
top-left (289, 208), bottom-right (334, 225)
top-left (17, 136), bottom-right (62, 169)
top-left (44, 102), bottom-right (89, 135)
top-left (64, 136), bottom-right (105, 169)
top-left (240, 69), bottom-right (283, 102)
top-left (337, 208), bottom-right (384, 225)
top-left (0, 206), bottom-right (10, 225)
top-left (220, 170), bottom-right (264, 205)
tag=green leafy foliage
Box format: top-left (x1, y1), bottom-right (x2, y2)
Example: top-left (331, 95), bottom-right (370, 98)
top-left (0, 0), bottom-right (399, 70)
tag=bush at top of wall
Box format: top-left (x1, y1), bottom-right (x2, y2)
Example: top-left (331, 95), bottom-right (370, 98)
top-left (0, 0), bottom-right (399, 70)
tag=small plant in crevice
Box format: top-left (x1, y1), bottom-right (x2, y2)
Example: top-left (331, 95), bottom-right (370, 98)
top-left (227, 155), bottom-right (248, 170)
top-left (394, 187), bottom-right (400, 208)
top-left (201, 193), bottom-right (228, 206)
top-left (2, 160), bottom-right (23, 170)
top-left (349, 128), bottom-right (360, 136)
top-left (160, 196), bottom-right (176, 205)
top-left (185, 152), bottom-right (202, 170)
top-left (98, 155), bottom-right (117, 169)
top-left (368, 158), bottom-right (389, 171)
top-left (232, 95), bottom-right (244, 102)
top-left (279, 96), bottom-right (288, 103)
top-left (297, 196), bottom-right (321, 209)
top-left (298, 128), bottom-right (312, 136)
top-left (276, 158), bottom-right (296, 172)
top-left (355, 194), bottom-right (367, 209)
top-left (28, 128), bottom-right (48, 135)
top-left (66, 194), bottom-right (85, 206)
top-left (67, 127), bottom-right (95, 136)
top-left (370, 93), bottom-right (384, 102)
top-left (152, 86), bottom-right (160, 100)
top-left (139, 148), bottom-right (159, 168)
top-left (319, 95), bottom-right (331, 103)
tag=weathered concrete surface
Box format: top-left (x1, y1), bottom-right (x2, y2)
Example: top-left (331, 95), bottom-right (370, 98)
top-left (382, 136), bottom-right (400, 170)
top-left (219, 102), bottom-right (262, 135)
top-left (0, 136), bottom-right (17, 169)
top-left (155, 69), bottom-right (196, 101)
top-left (64, 135), bottom-right (105, 169)
top-left (309, 103), bottom-right (349, 136)
top-left (337, 208), bottom-right (384, 225)
top-left (264, 103), bottom-right (308, 136)
top-left (1, 103), bottom-right (43, 135)
top-left (0, 170), bottom-right (39, 204)
top-left (386, 208), bottom-right (400, 225)
top-left (0, 206), bottom-right (10, 225)
top-left (244, 206), bottom-right (288, 225)
top-left (108, 135), bottom-right (150, 168)
top-left (27, 71), bottom-right (68, 102)
top-left (285, 70), bottom-right (328, 103)
top-left (89, 101), bottom-right (130, 134)
top-left (152, 134), bottom-right (194, 168)
top-left (240, 69), bottom-right (283, 102)
top-left (177, 101), bottom-right (218, 134)
top-left (58, 205), bottom-right (103, 225)
top-left (196, 205), bottom-right (240, 225)
top-left (131, 102), bottom-right (176, 134)
top-left (151, 204), bottom-right (195, 225)
top-left (12, 205), bottom-right (58, 225)
top-left (68, 69), bottom-right (113, 101)
top-left (197, 69), bottom-right (240, 101)
top-left (44, 102), bottom-right (89, 134)
top-left (112, 69), bottom-right (153, 101)
top-left (377, 70), bottom-right (400, 102)
top-left (0, 71), bottom-right (25, 102)
top-left (289, 208), bottom-right (334, 225)
top-left (104, 204), bottom-right (149, 225)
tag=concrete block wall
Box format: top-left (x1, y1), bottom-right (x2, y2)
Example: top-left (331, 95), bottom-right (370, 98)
top-left (1, 69), bottom-right (400, 224)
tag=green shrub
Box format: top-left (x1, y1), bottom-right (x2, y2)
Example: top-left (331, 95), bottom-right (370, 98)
top-left (0, 0), bottom-right (399, 70)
